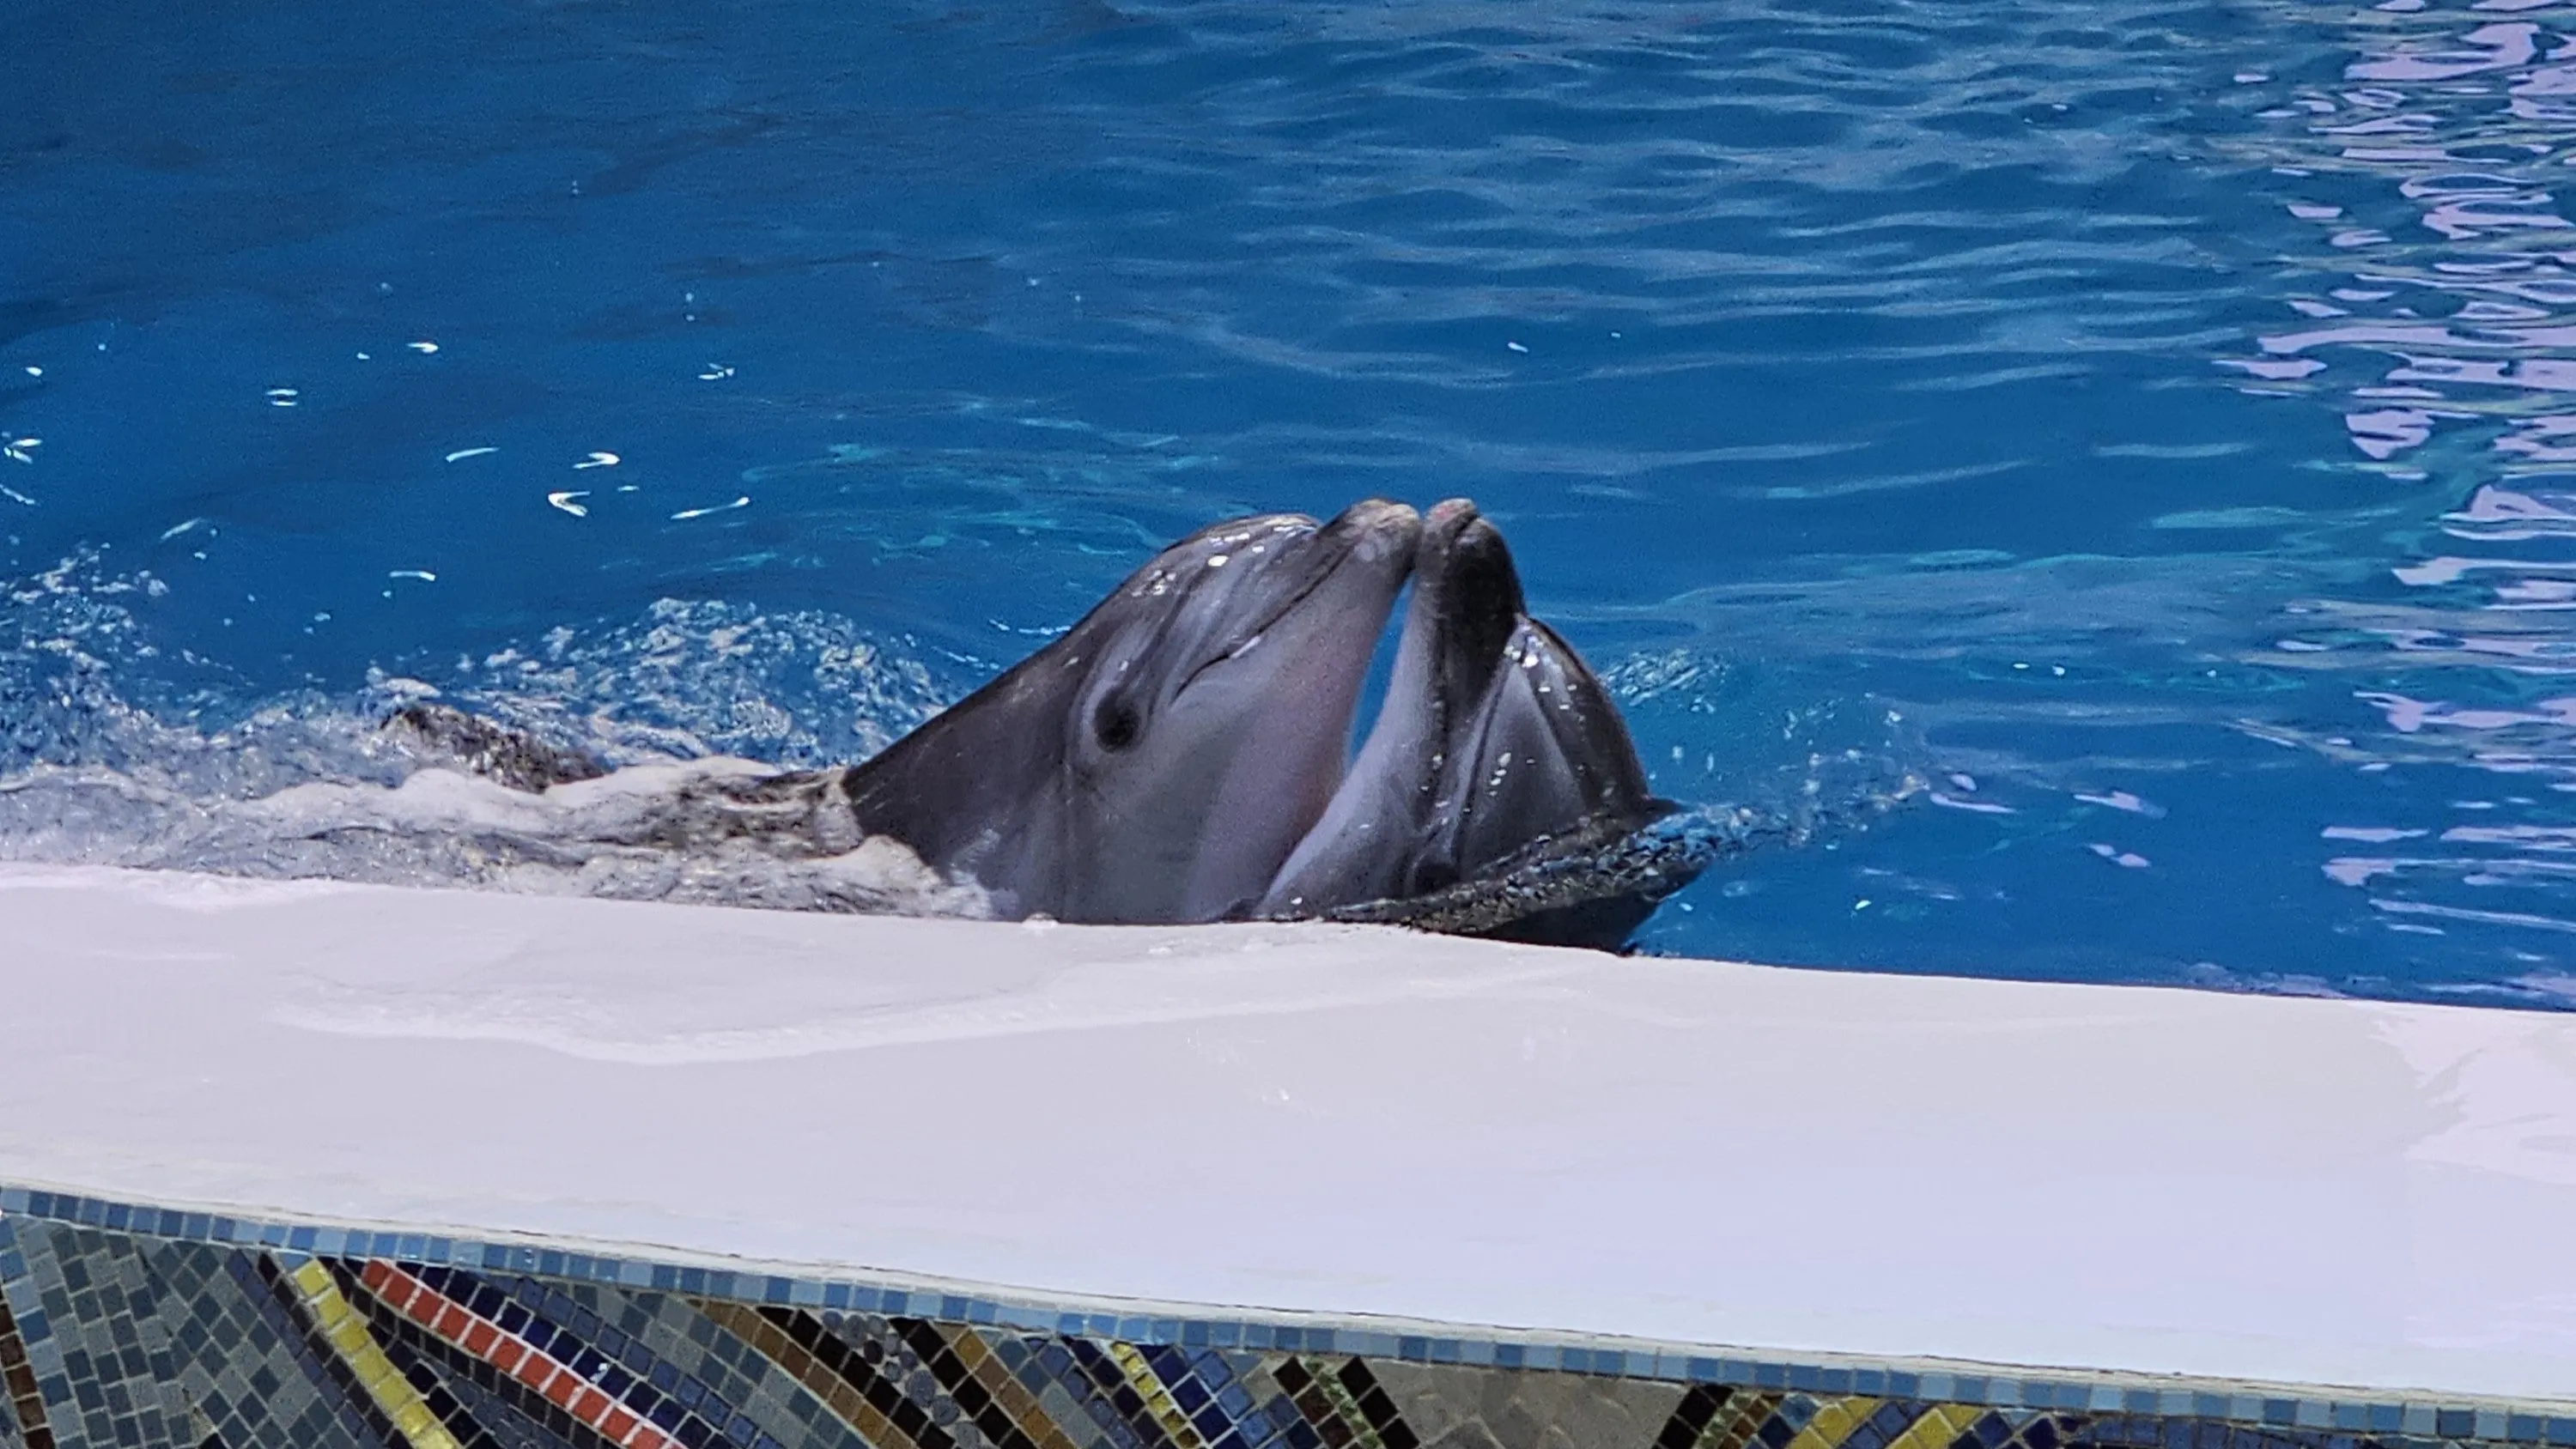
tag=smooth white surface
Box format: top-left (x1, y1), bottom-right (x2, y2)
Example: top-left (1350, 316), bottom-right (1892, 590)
top-left (4, 864), bottom-right (2575, 1400)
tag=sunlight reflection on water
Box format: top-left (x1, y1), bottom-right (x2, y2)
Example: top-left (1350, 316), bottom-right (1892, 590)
top-left (2230, 3), bottom-right (2576, 960)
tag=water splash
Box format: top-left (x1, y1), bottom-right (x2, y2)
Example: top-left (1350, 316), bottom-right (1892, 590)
top-left (0, 550), bottom-right (979, 916)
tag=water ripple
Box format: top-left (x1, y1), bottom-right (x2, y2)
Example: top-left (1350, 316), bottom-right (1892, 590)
top-left (2233, 1), bottom-right (2576, 955)
top-left (7, 0), bottom-right (2574, 994)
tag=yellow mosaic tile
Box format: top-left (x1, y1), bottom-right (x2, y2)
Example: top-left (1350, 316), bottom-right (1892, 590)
top-left (283, 1260), bottom-right (461, 1449)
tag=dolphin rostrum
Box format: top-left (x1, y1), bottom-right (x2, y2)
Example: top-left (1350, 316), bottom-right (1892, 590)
top-left (1261, 499), bottom-right (1688, 946)
top-left (387, 496), bottom-right (1700, 947)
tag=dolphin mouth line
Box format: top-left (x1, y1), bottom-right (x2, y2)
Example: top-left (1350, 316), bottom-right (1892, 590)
top-left (1171, 515), bottom-right (1408, 701)
top-left (1196, 498), bottom-right (1482, 769)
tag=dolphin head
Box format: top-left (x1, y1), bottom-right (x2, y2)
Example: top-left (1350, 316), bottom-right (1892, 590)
top-left (1055, 499), bottom-right (1424, 920)
top-left (1261, 497), bottom-right (1668, 936)
top-left (1258, 498), bottom-right (1508, 909)
top-left (844, 499), bottom-right (1421, 924)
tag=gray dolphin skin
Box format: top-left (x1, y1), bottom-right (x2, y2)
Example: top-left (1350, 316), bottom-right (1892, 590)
top-left (1261, 498), bottom-right (1686, 947)
top-left (841, 499), bottom-right (1422, 925)
top-left (389, 496), bottom-right (1698, 948)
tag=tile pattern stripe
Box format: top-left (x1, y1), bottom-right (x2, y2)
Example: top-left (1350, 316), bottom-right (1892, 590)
top-left (924, 1322), bottom-right (1087, 1449)
top-left (349, 1260), bottom-right (677, 1449)
top-left (1273, 1356), bottom-right (1419, 1449)
top-left (1889, 1403), bottom-right (1985, 1449)
top-left (8, 1185), bottom-right (2576, 1449)
top-left (1789, 1397), bottom-right (1887, 1449)
top-left (226, 1248), bottom-right (392, 1449)
top-left (0, 1276), bottom-right (50, 1449)
top-left (1055, 1333), bottom-right (1193, 1446)
top-left (1660, 1385), bottom-right (1735, 1449)
top-left (338, 1268), bottom-right (734, 1449)
top-left (1109, 1340), bottom-right (1211, 1449)
top-left (695, 1300), bottom-right (947, 1449)
top-left (283, 1258), bottom-right (465, 1449)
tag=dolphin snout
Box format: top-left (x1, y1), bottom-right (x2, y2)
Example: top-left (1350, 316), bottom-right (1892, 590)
top-left (1414, 498), bottom-right (1527, 628)
top-left (1425, 496), bottom-right (1479, 535)
top-left (1322, 497), bottom-right (1423, 565)
top-left (1417, 499), bottom-right (1510, 594)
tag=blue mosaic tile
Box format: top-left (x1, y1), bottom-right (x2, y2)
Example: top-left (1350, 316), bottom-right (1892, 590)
top-left (0, 1185), bottom-right (2567, 1449)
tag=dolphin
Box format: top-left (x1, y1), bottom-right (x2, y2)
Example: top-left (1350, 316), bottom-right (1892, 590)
top-left (386, 496), bottom-right (1698, 946)
top-left (1259, 498), bottom-right (1686, 946)
top-left (839, 499), bottom-right (1421, 924)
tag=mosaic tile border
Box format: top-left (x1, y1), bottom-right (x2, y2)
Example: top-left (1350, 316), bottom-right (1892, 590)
top-left (4, 1182), bottom-right (2573, 1449)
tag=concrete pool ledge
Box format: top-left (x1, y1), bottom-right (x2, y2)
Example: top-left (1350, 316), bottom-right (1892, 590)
top-left (4, 861), bottom-right (2576, 1446)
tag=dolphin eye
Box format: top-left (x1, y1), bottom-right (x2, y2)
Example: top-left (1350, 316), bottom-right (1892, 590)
top-left (1093, 698), bottom-right (1142, 752)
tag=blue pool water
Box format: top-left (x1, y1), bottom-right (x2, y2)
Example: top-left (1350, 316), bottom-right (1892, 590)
top-left (5, 0), bottom-right (2574, 1003)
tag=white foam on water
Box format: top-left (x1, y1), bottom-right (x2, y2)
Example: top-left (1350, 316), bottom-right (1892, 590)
top-left (26, 759), bottom-right (994, 919)
top-left (0, 549), bottom-right (1909, 942)
top-left (0, 550), bottom-right (975, 918)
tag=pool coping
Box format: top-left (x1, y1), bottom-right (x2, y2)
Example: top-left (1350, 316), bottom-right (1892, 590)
top-left (13, 863), bottom-right (2576, 1429)
top-left (8, 1177), bottom-right (2574, 1439)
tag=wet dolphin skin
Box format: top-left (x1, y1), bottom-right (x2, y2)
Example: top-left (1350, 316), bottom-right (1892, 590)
top-left (839, 497), bottom-right (1693, 943)
top-left (842, 500), bottom-right (1425, 925)
top-left (393, 499), bottom-right (1700, 948)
